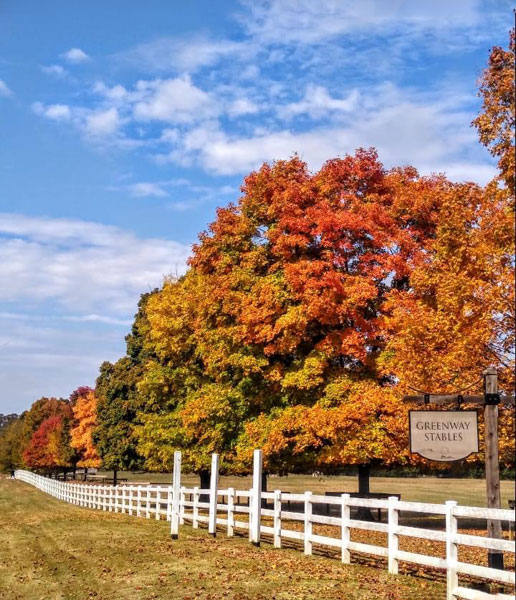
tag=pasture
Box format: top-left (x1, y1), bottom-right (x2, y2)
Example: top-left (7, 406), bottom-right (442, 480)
top-left (0, 477), bottom-right (444, 600)
top-left (97, 471), bottom-right (515, 508)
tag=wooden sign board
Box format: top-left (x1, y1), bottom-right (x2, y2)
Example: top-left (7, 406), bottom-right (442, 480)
top-left (409, 410), bottom-right (479, 462)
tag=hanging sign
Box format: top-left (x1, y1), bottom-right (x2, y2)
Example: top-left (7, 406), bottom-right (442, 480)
top-left (409, 410), bottom-right (479, 462)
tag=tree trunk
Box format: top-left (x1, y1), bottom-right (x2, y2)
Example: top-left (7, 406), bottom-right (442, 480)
top-left (358, 464), bottom-right (370, 495)
top-left (199, 470), bottom-right (210, 503)
top-left (73, 466), bottom-right (76, 480)
top-left (83, 468), bottom-right (88, 482)
top-left (357, 463), bottom-right (374, 521)
top-left (113, 468), bottom-right (118, 487)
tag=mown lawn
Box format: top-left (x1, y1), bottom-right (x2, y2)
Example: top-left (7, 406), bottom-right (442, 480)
top-left (0, 477), bottom-right (445, 600)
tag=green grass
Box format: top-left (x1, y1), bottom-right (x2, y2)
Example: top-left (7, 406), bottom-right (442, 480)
top-left (0, 477), bottom-right (445, 600)
top-left (97, 471), bottom-right (515, 508)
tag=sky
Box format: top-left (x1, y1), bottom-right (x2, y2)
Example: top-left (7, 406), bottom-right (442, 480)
top-left (0, 0), bottom-right (513, 414)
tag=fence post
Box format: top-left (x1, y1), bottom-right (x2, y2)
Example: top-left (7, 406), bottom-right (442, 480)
top-left (446, 500), bottom-right (458, 600)
top-left (208, 453), bottom-right (219, 537)
top-left (304, 491), bottom-right (313, 555)
top-left (341, 493), bottom-right (351, 564)
top-left (137, 485), bottom-right (141, 517)
top-left (250, 449), bottom-right (263, 546)
top-left (273, 490), bottom-right (282, 548)
top-left (227, 487), bottom-right (235, 537)
top-left (193, 487), bottom-right (199, 529)
top-left (388, 496), bottom-right (399, 574)
top-left (171, 451), bottom-right (182, 539)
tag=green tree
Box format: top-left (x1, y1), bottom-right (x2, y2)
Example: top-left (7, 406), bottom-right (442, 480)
top-left (0, 417), bottom-right (25, 473)
top-left (93, 292), bottom-right (156, 482)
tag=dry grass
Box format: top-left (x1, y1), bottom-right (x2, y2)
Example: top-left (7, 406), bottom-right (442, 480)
top-left (0, 477), bottom-right (446, 600)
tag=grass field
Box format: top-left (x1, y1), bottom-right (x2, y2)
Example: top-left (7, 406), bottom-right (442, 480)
top-left (0, 477), bottom-right (445, 600)
top-left (97, 471), bottom-right (515, 508)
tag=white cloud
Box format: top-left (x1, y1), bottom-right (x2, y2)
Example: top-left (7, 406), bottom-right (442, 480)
top-left (63, 314), bottom-right (132, 326)
top-left (242, 0), bottom-right (490, 44)
top-left (32, 102), bottom-right (71, 120)
top-left (227, 98), bottom-right (260, 116)
top-left (158, 83), bottom-right (494, 184)
top-left (116, 36), bottom-right (252, 72)
top-left (0, 314), bottom-right (126, 412)
top-left (85, 107), bottom-right (120, 136)
top-left (279, 85), bottom-right (360, 119)
top-left (133, 75), bottom-right (218, 124)
top-left (41, 64), bottom-right (68, 78)
top-left (61, 47), bottom-right (90, 63)
top-left (0, 79), bottom-right (13, 97)
top-left (0, 213), bottom-right (190, 314)
top-left (125, 182), bottom-right (169, 198)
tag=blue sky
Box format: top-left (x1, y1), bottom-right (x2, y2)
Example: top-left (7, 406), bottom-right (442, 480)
top-left (0, 0), bottom-right (512, 413)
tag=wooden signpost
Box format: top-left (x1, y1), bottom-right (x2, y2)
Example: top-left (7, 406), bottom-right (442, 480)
top-left (404, 366), bottom-right (515, 571)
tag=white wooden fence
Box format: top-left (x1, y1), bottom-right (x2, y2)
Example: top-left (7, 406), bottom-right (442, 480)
top-left (14, 449), bottom-right (515, 600)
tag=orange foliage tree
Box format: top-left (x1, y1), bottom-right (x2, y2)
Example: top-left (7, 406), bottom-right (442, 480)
top-left (137, 150), bottom-right (457, 488)
top-left (23, 402), bottom-right (77, 473)
top-left (70, 387), bottom-right (101, 469)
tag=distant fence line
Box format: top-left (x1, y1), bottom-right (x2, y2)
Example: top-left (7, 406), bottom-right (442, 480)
top-left (15, 449), bottom-right (515, 600)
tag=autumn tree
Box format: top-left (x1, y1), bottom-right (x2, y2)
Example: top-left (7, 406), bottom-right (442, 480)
top-left (137, 151), bottom-right (453, 491)
top-left (473, 28), bottom-right (515, 190)
top-left (70, 387), bottom-right (101, 474)
top-left (23, 400), bottom-right (77, 474)
top-left (380, 31), bottom-right (515, 472)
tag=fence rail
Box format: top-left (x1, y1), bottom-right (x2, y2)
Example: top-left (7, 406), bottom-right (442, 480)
top-left (14, 454), bottom-right (515, 600)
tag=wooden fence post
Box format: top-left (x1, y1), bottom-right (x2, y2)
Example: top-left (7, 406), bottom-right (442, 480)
top-left (341, 493), bottom-right (351, 564)
top-left (171, 451), bottom-right (182, 539)
top-left (273, 490), bottom-right (282, 548)
top-left (483, 366), bottom-right (504, 570)
top-left (250, 449), bottom-right (262, 546)
top-left (304, 491), bottom-right (313, 555)
top-left (446, 500), bottom-right (458, 600)
top-left (388, 496), bottom-right (399, 574)
top-left (208, 453), bottom-right (219, 537)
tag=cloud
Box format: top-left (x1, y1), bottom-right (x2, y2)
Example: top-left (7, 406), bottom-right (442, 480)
top-left (32, 102), bottom-right (72, 120)
top-left (0, 78), bottom-right (13, 97)
top-left (227, 98), bottom-right (260, 116)
top-left (279, 85), bottom-right (360, 119)
top-left (85, 107), bottom-right (120, 136)
top-left (41, 64), bottom-right (68, 78)
top-left (133, 75), bottom-right (218, 123)
top-left (0, 313), bottom-right (126, 412)
top-left (125, 182), bottom-right (169, 198)
top-left (157, 83), bottom-right (494, 184)
top-left (61, 47), bottom-right (91, 63)
top-left (63, 314), bottom-right (132, 326)
top-left (0, 213), bottom-right (190, 314)
top-left (116, 35), bottom-right (252, 72)
top-left (241, 0), bottom-right (494, 45)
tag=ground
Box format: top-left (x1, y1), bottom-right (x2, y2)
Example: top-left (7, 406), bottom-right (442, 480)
top-left (0, 477), bottom-right (445, 600)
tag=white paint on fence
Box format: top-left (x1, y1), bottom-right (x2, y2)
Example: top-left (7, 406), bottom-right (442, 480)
top-left (170, 451), bottom-right (181, 539)
top-left (13, 453), bottom-right (516, 600)
top-left (250, 448), bottom-right (262, 546)
top-left (208, 453), bottom-right (219, 537)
